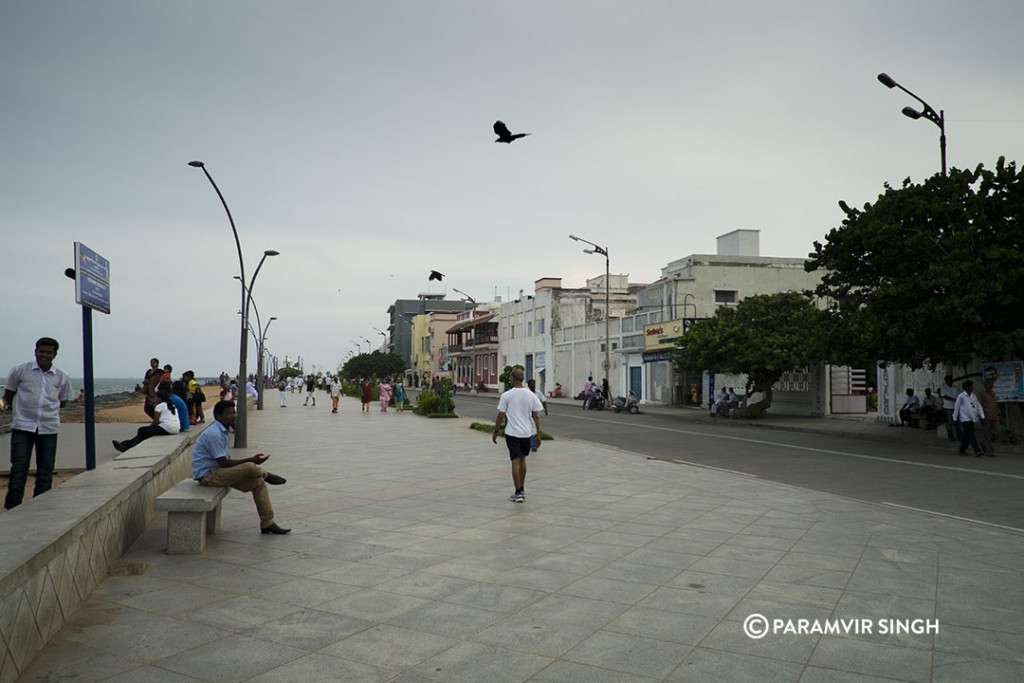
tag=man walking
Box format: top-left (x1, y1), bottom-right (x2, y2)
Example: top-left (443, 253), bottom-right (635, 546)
top-left (977, 379), bottom-right (1001, 456)
top-left (192, 400), bottom-right (291, 534)
top-left (938, 375), bottom-right (961, 441)
top-left (493, 368), bottom-right (543, 502)
top-left (329, 376), bottom-right (341, 413)
top-left (303, 375), bottom-right (316, 407)
top-left (952, 380), bottom-right (985, 457)
top-left (4, 337), bottom-right (74, 509)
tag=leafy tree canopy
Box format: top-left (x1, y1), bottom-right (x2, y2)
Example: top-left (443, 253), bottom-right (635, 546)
top-left (675, 292), bottom-right (828, 400)
top-left (340, 351), bottom-right (406, 381)
top-left (807, 158), bottom-right (1024, 368)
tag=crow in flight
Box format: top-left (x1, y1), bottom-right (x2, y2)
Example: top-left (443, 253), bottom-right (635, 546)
top-left (493, 120), bottom-right (531, 144)
top-left (428, 270), bottom-right (445, 282)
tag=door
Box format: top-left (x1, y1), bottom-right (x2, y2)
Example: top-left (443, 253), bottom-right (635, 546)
top-left (629, 366), bottom-right (642, 400)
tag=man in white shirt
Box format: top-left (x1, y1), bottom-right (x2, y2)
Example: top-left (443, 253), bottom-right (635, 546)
top-left (938, 375), bottom-right (961, 441)
top-left (898, 388), bottom-right (921, 426)
top-left (493, 368), bottom-right (543, 502)
top-left (952, 380), bottom-right (984, 457)
top-left (4, 337), bottom-right (74, 509)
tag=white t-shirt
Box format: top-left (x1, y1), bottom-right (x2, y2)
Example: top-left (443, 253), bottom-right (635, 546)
top-left (497, 387), bottom-right (544, 438)
top-left (155, 402), bottom-right (181, 434)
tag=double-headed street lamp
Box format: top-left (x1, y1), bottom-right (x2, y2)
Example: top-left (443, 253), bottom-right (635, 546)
top-left (234, 277), bottom-right (278, 411)
top-left (189, 160), bottom-right (279, 447)
top-left (569, 234), bottom-right (612, 398)
top-left (452, 287), bottom-right (479, 390)
top-left (372, 327), bottom-right (388, 352)
top-left (877, 73), bottom-right (946, 176)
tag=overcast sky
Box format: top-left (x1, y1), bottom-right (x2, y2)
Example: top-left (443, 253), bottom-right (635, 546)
top-left (2, 1), bottom-right (1022, 379)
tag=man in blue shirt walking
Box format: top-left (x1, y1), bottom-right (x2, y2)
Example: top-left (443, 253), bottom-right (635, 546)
top-left (192, 400), bottom-right (290, 534)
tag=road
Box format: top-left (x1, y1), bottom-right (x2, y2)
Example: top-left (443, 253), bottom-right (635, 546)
top-left (450, 392), bottom-right (1024, 532)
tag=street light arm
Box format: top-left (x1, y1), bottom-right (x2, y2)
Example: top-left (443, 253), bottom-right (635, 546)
top-left (877, 73), bottom-right (942, 131)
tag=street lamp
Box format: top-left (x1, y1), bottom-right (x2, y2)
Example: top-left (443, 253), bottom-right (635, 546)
top-left (569, 234), bottom-right (612, 398)
top-left (373, 327), bottom-right (388, 352)
top-left (189, 159), bottom-right (279, 446)
top-left (877, 73), bottom-right (946, 176)
top-left (351, 339), bottom-right (363, 354)
top-left (362, 337), bottom-right (372, 353)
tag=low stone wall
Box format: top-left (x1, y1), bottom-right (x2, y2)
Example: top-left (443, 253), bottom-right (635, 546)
top-left (0, 428), bottom-right (204, 683)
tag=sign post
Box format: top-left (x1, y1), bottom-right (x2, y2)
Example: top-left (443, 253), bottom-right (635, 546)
top-left (71, 242), bottom-right (111, 470)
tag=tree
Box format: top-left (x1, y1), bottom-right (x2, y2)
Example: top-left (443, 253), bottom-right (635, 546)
top-left (341, 351), bottom-right (406, 381)
top-left (807, 158), bottom-right (1024, 369)
top-left (675, 292), bottom-right (828, 416)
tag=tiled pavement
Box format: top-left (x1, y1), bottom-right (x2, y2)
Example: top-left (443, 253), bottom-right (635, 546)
top-left (15, 397), bottom-right (1024, 682)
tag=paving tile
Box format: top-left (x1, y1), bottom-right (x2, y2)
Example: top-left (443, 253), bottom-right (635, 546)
top-left (406, 640), bottom-right (552, 682)
top-left (697, 618), bottom-right (819, 664)
top-left (562, 629), bottom-right (691, 679)
top-left (322, 623), bottom-right (460, 672)
top-left (155, 633), bottom-right (308, 682)
top-left (246, 652), bottom-right (393, 683)
top-left (663, 651), bottom-right (806, 679)
top-left (242, 608), bottom-right (371, 650)
top-left (602, 605), bottom-right (719, 645)
top-left (317, 588), bottom-right (429, 622)
top-left (386, 600), bottom-right (506, 639)
top-left (810, 635), bottom-right (932, 682)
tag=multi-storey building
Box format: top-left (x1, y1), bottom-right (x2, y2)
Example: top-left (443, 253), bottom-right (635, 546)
top-left (387, 294), bottom-right (471, 369)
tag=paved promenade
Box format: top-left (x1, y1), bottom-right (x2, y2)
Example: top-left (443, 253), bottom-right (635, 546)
top-left (15, 397), bottom-right (1024, 682)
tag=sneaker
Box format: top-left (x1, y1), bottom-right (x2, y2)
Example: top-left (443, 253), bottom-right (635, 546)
top-left (512, 492), bottom-right (525, 503)
top-left (509, 492), bottom-right (519, 502)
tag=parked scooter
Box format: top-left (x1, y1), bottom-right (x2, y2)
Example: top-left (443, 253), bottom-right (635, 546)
top-left (612, 390), bottom-right (640, 414)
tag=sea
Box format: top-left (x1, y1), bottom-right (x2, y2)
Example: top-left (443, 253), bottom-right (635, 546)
top-left (71, 378), bottom-right (141, 396)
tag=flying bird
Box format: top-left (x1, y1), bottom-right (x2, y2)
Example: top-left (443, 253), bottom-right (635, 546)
top-left (493, 120), bottom-right (531, 144)
top-left (428, 270), bottom-right (445, 282)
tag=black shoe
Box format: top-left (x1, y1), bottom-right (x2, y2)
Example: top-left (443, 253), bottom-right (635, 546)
top-left (958, 451), bottom-right (967, 456)
top-left (112, 440), bottom-right (125, 452)
top-left (265, 473), bottom-right (287, 485)
top-left (261, 523), bottom-right (291, 534)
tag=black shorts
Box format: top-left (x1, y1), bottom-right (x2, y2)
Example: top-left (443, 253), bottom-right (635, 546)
top-left (504, 435), bottom-right (532, 461)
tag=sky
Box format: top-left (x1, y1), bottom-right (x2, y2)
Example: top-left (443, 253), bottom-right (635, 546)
top-left (2, 1), bottom-right (1022, 380)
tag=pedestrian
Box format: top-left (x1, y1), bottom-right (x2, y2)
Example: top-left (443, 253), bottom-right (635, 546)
top-left (394, 381), bottom-right (406, 412)
top-left (192, 400), bottom-right (290, 534)
top-left (379, 377), bottom-right (393, 412)
top-left (112, 388), bottom-right (180, 452)
top-left (303, 375), bottom-right (316, 406)
top-left (952, 380), bottom-right (985, 457)
top-left (938, 375), bottom-right (961, 441)
top-left (360, 378), bottom-right (372, 412)
top-left (582, 375), bottom-right (593, 410)
top-left (977, 379), bottom-right (1001, 456)
top-left (278, 377), bottom-right (288, 407)
top-left (492, 368), bottom-right (543, 503)
top-left (526, 378), bottom-right (548, 452)
top-left (4, 337), bottom-right (75, 509)
top-left (330, 376), bottom-right (341, 413)
top-left (142, 357), bottom-right (163, 418)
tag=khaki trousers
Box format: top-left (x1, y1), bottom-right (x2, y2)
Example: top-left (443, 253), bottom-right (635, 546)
top-left (200, 463), bottom-right (274, 528)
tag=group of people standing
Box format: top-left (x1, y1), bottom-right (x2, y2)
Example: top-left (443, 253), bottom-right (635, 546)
top-left (898, 374), bottom-right (1002, 457)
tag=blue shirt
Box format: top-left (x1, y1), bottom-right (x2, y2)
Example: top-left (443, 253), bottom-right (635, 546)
top-left (170, 394), bottom-right (189, 431)
top-left (192, 420), bottom-right (230, 479)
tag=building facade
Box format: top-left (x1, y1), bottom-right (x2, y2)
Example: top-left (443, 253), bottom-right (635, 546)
top-left (387, 294), bottom-right (472, 369)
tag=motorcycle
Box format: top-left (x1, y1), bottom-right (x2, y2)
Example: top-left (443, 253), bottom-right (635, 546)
top-left (585, 388), bottom-right (606, 411)
top-left (613, 390), bottom-right (640, 414)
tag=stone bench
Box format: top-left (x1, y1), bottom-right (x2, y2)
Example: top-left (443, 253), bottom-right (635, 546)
top-left (155, 479), bottom-right (229, 555)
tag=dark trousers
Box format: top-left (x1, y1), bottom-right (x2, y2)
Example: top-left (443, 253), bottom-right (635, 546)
top-left (943, 408), bottom-right (961, 441)
top-left (119, 424), bottom-right (172, 451)
top-left (958, 420), bottom-right (982, 455)
top-left (5, 429), bottom-right (59, 510)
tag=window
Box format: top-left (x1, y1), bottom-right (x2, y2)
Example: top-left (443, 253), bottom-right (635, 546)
top-left (510, 325), bottom-right (515, 339)
top-left (622, 318), bottom-right (634, 333)
top-left (715, 290), bottom-right (738, 304)
top-left (527, 321), bottom-right (533, 336)
top-left (537, 318), bottom-right (545, 334)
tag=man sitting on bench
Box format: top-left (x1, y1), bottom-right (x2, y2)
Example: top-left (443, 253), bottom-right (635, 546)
top-left (192, 400), bottom-right (291, 534)
top-left (898, 388), bottom-right (920, 426)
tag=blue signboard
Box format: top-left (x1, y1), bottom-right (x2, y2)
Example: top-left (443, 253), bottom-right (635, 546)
top-left (74, 242), bottom-right (111, 314)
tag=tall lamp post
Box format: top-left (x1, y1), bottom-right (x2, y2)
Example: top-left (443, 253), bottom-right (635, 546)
top-left (373, 327), bottom-right (388, 352)
top-left (570, 234), bottom-right (612, 397)
top-left (877, 73), bottom-right (946, 176)
top-left (189, 159), bottom-right (279, 447)
top-left (362, 337), bottom-right (373, 354)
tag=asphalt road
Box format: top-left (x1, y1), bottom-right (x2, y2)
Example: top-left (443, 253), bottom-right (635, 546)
top-left (451, 392), bottom-right (1024, 532)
